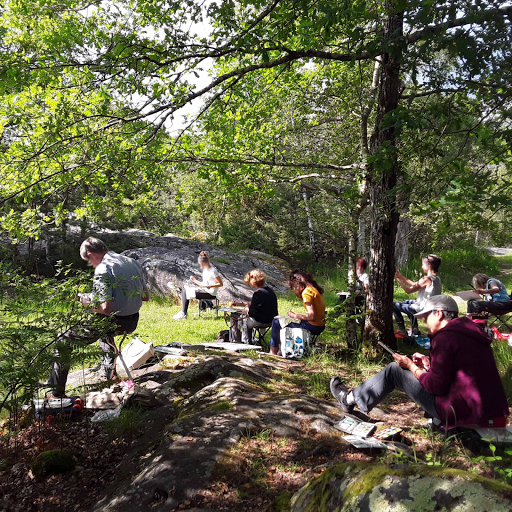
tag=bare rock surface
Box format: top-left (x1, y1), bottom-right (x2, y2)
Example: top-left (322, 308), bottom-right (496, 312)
top-left (290, 462), bottom-right (512, 512)
top-left (84, 228), bottom-right (290, 301)
top-left (90, 354), bottom-right (344, 512)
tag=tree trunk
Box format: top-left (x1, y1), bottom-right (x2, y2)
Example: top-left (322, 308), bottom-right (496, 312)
top-left (395, 217), bottom-right (410, 269)
top-left (357, 215), bottom-right (366, 256)
top-left (302, 187), bottom-right (318, 261)
top-left (364, 6), bottom-right (403, 349)
top-left (345, 212), bottom-right (359, 349)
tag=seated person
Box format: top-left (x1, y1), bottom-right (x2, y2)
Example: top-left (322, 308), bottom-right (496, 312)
top-left (48, 237), bottom-right (149, 397)
top-left (269, 269), bottom-right (326, 355)
top-left (330, 295), bottom-right (509, 428)
top-left (173, 251), bottom-right (223, 319)
top-left (394, 254), bottom-right (442, 335)
top-left (468, 273), bottom-right (511, 314)
top-left (355, 257), bottom-right (369, 308)
top-left (336, 257), bottom-right (368, 308)
top-left (242, 270), bottom-right (279, 343)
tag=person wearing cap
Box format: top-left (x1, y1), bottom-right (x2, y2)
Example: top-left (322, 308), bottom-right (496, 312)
top-left (330, 295), bottom-right (509, 428)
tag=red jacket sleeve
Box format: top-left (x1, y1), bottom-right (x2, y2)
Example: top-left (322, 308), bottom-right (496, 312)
top-left (418, 333), bottom-right (455, 397)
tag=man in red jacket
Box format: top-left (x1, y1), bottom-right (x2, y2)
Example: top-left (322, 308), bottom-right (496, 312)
top-left (331, 295), bottom-right (509, 427)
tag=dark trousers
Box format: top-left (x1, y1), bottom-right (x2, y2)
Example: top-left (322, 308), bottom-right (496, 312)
top-left (48, 313), bottom-right (139, 396)
top-left (181, 288), bottom-right (216, 314)
top-left (353, 363), bottom-right (438, 419)
top-left (467, 300), bottom-right (512, 314)
top-left (269, 318), bottom-right (325, 348)
top-left (393, 299), bottom-right (419, 331)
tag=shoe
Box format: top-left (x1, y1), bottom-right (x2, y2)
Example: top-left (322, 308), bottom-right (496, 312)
top-left (330, 376), bottom-right (354, 413)
top-left (173, 311), bottom-right (187, 320)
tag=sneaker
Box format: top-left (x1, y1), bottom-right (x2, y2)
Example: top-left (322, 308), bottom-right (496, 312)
top-left (173, 311), bottom-right (187, 320)
top-left (330, 376), bottom-right (354, 413)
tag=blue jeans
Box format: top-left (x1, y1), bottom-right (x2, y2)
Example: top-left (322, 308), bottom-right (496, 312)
top-left (269, 318), bottom-right (325, 347)
top-left (393, 299), bottom-right (418, 331)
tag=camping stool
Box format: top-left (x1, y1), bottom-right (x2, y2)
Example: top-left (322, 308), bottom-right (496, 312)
top-left (308, 333), bottom-right (322, 354)
top-left (198, 296), bottom-right (220, 318)
top-left (109, 333), bottom-right (134, 382)
top-left (252, 323), bottom-right (272, 350)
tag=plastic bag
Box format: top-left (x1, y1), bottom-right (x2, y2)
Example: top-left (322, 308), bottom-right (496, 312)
top-left (91, 401), bottom-right (124, 422)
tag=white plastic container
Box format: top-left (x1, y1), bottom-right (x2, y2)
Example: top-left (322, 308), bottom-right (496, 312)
top-left (121, 337), bottom-right (154, 370)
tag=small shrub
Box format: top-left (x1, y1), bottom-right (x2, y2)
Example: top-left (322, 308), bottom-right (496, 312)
top-left (102, 407), bottom-right (143, 439)
top-left (30, 449), bottom-right (75, 479)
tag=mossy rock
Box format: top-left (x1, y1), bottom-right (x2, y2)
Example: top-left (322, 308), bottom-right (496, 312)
top-left (270, 491), bottom-right (293, 512)
top-left (30, 449), bottom-right (75, 479)
top-left (290, 462), bottom-right (512, 512)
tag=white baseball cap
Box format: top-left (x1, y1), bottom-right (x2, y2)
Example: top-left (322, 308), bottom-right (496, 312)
top-left (414, 295), bottom-right (459, 318)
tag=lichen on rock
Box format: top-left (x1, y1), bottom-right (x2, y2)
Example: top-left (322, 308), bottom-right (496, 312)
top-left (290, 462), bottom-right (512, 512)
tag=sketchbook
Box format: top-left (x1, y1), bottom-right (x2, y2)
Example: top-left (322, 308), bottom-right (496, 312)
top-left (456, 290), bottom-right (481, 301)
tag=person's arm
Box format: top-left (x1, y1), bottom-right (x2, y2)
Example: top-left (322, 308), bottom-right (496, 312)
top-left (475, 283), bottom-right (500, 296)
top-left (393, 353), bottom-right (426, 379)
top-left (210, 276), bottom-right (223, 288)
top-left (289, 302), bottom-right (315, 322)
top-left (395, 270), bottom-right (416, 287)
top-left (418, 336), bottom-right (454, 396)
top-left (91, 300), bottom-right (113, 315)
top-left (397, 275), bottom-right (431, 295)
top-left (191, 275), bottom-right (223, 288)
top-left (248, 290), bottom-right (263, 318)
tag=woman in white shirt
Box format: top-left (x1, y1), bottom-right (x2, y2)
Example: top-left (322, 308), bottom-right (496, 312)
top-left (173, 251), bottom-right (223, 319)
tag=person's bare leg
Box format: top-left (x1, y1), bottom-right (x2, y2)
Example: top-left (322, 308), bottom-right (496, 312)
top-left (270, 346), bottom-right (279, 355)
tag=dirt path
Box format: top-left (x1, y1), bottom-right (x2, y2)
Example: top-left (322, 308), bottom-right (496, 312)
top-left (487, 247), bottom-right (512, 256)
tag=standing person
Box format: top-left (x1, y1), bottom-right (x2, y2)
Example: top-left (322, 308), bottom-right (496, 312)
top-left (242, 270), bottom-right (279, 343)
top-left (48, 237), bottom-right (149, 397)
top-left (394, 254), bottom-right (442, 336)
top-left (330, 295), bottom-right (509, 428)
top-left (468, 273), bottom-right (511, 314)
top-left (269, 269), bottom-right (326, 355)
top-left (173, 251), bottom-right (223, 320)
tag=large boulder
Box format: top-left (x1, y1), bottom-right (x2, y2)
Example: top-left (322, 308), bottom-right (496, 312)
top-left (119, 236), bottom-right (289, 302)
top-left (290, 462), bottom-right (512, 512)
top-left (91, 355), bottom-right (345, 512)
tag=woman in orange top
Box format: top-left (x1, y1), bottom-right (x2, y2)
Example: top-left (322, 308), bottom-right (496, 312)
top-left (269, 269), bottom-right (326, 355)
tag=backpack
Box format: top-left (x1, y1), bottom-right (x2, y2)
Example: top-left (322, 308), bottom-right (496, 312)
top-left (216, 330), bottom-right (229, 343)
top-left (33, 396), bottom-right (83, 421)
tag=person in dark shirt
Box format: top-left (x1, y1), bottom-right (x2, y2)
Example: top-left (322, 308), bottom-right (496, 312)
top-left (330, 295), bottom-right (509, 428)
top-left (243, 270), bottom-right (279, 343)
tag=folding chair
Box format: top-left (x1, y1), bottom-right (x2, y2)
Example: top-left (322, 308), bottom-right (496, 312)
top-left (486, 308), bottom-right (512, 332)
top-left (198, 297), bottom-right (220, 318)
top-left (251, 323), bottom-right (272, 350)
top-left (108, 333), bottom-right (134, 382)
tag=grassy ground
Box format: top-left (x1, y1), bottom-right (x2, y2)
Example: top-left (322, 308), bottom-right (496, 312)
top-left (135, 293), bottom-right (304, 347)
